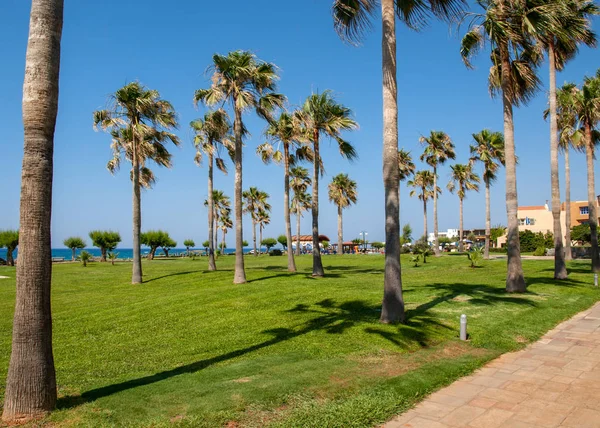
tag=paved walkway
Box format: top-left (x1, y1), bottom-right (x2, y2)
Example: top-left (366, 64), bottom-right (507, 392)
top-left (385, 302), bottom-right (600, 428)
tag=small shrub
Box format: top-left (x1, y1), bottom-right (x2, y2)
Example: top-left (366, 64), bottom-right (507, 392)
top-left (269, 249), bottom-right (283, 256)
top-left (410, 254), bottom-right (420, 267)
top-left (533, 246), bottom-right (546, 256)
top-left (489, 247), bottom-right (507, 253)
top-left (79, 250), bottom-right (92, 267)
top-left (467, 248), bottom-right (483, 268)
top-left (400, 246), bottom-right (411, 254)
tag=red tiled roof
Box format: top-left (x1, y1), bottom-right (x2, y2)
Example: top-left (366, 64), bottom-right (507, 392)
top-left (291, 235), bottom-right (330, 242)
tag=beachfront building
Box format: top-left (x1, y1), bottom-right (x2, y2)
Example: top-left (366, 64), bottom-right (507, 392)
top-left (496, 198), bottom-right (600, 247)
top-left (291, 234), bottom-right (330, 253)
top-left (427, 229), bottom-right (459, 245)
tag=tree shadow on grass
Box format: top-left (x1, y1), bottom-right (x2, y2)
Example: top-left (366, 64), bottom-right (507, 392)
top-left (57, 298), bottom-right (422, 410)
top-left (143, 271), bottom-right (199, 283)
top-left (525, 275), bottom-right (587, 287)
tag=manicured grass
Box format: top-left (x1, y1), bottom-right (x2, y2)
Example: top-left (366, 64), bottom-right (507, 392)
top-left (0, 255), bottom-right (598, 427)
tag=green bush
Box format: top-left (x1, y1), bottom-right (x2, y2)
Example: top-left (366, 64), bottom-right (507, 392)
top-left (533, 246), bottom-right (546, 256)
top-left (269, 249), bottom-right (283, 256)
top-left (467, 248), bottom-right (483, 268)
top-left (489, 247), bottom-right (507, 253)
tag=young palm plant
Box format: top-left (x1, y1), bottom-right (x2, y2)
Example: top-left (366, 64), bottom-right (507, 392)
top-left (328, 173), bottom-right (358, 256)
top-left (290, 166), bottom-right (313, 256)
top-left (332, 0), bottom-right (464, 323)
top-left (469, 130), bottom-right (505, 259)
top-left (408, 170), bottom-right (440, 242)
top-left (191, 109), bottom-right (232, 271)
top-left (3, 0), bottom-right (63, 421)
top-left (93, 82), bottom-right (180, 284)
top-left (461, 0), bottom-right (544, 292)
top-left (295, 91), bottom-right (358, 277)
top-left (447, 164), bottom-right (481, 252)
top-left (528, 0), bottom-right (598, 279)
top-left (256, 111), bottom-right (307, 270)
top-left (194, 50), bottom-right (285, 284)
top-left (242, 187), bottom-right (271, 256)
top-left (420, 131), bottom-right (456, 257)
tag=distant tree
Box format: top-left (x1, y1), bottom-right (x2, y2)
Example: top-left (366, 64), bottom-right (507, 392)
top-left (0, 230), bottom-right (19, 267)
top-left (242, 240), bottom-right (249, 247)
top-left (140, 230), bottom-right (172, 260)
top-left (183, 239), bottom-right (195, 256)
top-left (401, 224), bottom-right (413, 246)
top-left (202, 240), bottom-right (210, 250)
top-left (467, 232), bottom-right (476, 243)
top-left (162, 237), bottom-right (177, 257)
top-left (108, 252), bottom-right (119, 266)
top-left (438, 236), bottom-right (452, 249)
top-left (89, 230), bottom-right (121, 262)
top-left (79, 250), bottom-right (92, 267)
top-left (371, 241), bottom-right (384, 250)
top-left (408, 170), bottom-right (440, 239)
top-left (490, 225), bottom-right (507, 245)
top-left (262, 237), bottom-right (278, 252)
top-left (243, 187), bottom-right (271, 256)
top-left (290, 166), bottom-right (312, 256)
top-left (219, 214), bottom-right (233, 255)
top-left (63, 236), bottom-right (86, 261)
top-left (447, 163), bottom-right (480, 252)
top-left (328, 173), bottom-right (358, 258)
top-left (277, 235), bottom-right (288, 249)
top-left (571, 224), bottom-right (599, 244)
top-left (257, 209), bottom-right (271, 255)
top-left (351, 238), bottom-right (362, 245)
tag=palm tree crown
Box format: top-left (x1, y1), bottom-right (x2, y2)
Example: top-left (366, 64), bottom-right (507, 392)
top-left (328, 173), bottom-right (358, 209)
top-left (243, 187), bottom-right (271, 221)
top-left (420, 131), bottom-right (455, 167)
top-left (469, 129), bottom-right (505, 185)
top-left (408, 170), bottom-right (439, 202)
top-left (448, 164), bottom-right (481, 199)
top-left (191, 109), bottom-right (233, 173)
top-left (398, 149), bottom-right (416, 181)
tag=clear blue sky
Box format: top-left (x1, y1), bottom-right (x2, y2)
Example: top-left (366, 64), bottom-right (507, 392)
top-left (1, 0), bottom-right (599, 248)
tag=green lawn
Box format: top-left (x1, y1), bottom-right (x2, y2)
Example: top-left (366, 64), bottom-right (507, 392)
top-left (0, 254), bottom-right (598, 427)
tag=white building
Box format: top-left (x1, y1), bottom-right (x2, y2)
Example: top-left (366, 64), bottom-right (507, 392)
top-left (427, 229), bottom-right (459, 244)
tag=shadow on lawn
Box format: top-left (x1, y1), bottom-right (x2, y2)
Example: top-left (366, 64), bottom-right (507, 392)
top-left (57, 298), bottom-right (412, 409)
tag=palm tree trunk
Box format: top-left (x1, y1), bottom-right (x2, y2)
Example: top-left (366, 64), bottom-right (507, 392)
top-left (548, 42), bottom-right (567, 279)
top-left (484, 180), bottom-right (491, 259)
top-left (222, 228), bottom-right (226, 257)
top-left (565, 147), bottom-right (572, 261)
top-left (337, 205), bottom-right (343, 257)
top-left (433, 165), bottom-right (440, 256)
top-left (423, 198), bottom-right (428, 239)
top-left (7, 250), bottom-right (15, 267)
top-left (500, 41), bottom-right (526, 292)
top-left (207, 149), bottom-right (216, 271)
top-left (585, 122), bottom-right (600, 272)
top-left (214, 210), bottom-right (219, 259)
top-left (312, 130), bottom-right (324, 276)
top-left (459, 197), bottom-right (464, 253)
top-left (296, 208), bottom-right (301, 256)
top-left (131, 136), bottom-right (142, 284)
top-left (284, 143), bottom-right (296, 271)
top-left (3, 0), bottom-right (61, 421)
top-left (253, 221), bottom-right (257, 256)
top-left (232, 99), bottom-right (246, 283)
top-left (259, 223), bottom-right (263, 256)
top-left (379, 0), bottom-right (404, 324)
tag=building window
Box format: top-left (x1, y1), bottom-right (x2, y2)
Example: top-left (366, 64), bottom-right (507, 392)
top-left (518, 219), bottom-right (525, 226)
top-left (519, 217), bottom-right (536, 226)
top-left (580, 206), bottom-right (589, 215)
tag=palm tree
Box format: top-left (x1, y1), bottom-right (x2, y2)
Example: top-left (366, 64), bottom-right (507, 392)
top-left (242, 187), bottom-right (271, 256)
top-left (204, 190), bottom-right (230, 258)
top-left (290, 166), bottom-right (312, 256)
top-left (3, 0), bottom-right (63, 421)
top-left (63, 236), bottom-right (86, 262)
top-left (461, 0), bottom-right (544, 292)
top-left (191, 109), bottom-right (232, 271)
top-left (257, 111), bottom-right (307, 271)
top-left (94, 82), bottom-right (179, 284)
top-left (194, 50), bottom-right (285, 284)
top-left (256, 209), bottom-right (271, 255)
top-left (420, 131), bottom-right (455, 257)
top-left (328, 173), bottom-right (358, 256)
top-left (219, 211), bottom-right (233, 256)
top-left (408, 170), bottom-right (439, 241)
top-left (527, 0), bottom-right (598, 279)
top-left (398, 149), bottom-right (416, 224)
top-left (295, 91), bottom-right (358, 277)
top-left (333, 0), bottom-right (464, 326)
top-left (447, 164), bottom-right (481, 252)
top-left (470, 130), bottom-right (505, 259)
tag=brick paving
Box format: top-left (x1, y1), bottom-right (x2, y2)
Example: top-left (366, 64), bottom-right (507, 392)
top-left (384, 302), bottom-right (600, 428)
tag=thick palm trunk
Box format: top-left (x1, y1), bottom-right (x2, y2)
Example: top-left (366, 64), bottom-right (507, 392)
top-left (484, 180), bottom-right (491, 259)
top-left (433, 166), bottom-right (440, 256)
top-left (423, 198), bottom-right (428, 239)
top-left (252, 222), bottom-right (257, 256)
top-left (132, 145), bottom-right (142, 284)
top-left (207, 150), bottom-right (216, 270)
top-left (585, 123), bottom-right (600, 272)
top-left (2, 0), bottom-right (62, 421)
top-left (548, 43), bottom-right (567, 279)
top-left (232, 101), bottom-right (246, 283)
top-left (500, 42), bottom-right (526, 292)
top-left (379, 0), bottom-right (404, 324)
top-left (312, 130), bottom-right (324, 276)
top-left (284, 144), bottom-right (296, 271)
top-left (337, 206), bottom-right (343, 257)
top-left (459, 197), bottom-right (464, 252)
top-left (565, 148), bottom-right (572, 260)
top-left (296, 209), bottom-right (301, 256)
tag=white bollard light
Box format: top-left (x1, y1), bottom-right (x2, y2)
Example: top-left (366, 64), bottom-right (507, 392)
top-left (460, 314), bottom-right (468, 341)
top-left (595, 273), bottom-right (598, 287)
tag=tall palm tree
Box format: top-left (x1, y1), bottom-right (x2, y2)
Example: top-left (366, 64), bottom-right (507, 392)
top-left (191, 109), bottom-right (232, 271)
top-left (332, 0), bottom-right (464, 324)
top-left (328, 173), bottom-right (358, 256)
top-left (295, 91), bottom-right (358, 277)
top-left (257, 111), bottom-right (307, 270)
top-left (470, 130), bottom-right (505, 259)
top-left (94, 82), bottom-right (179, 285)
top-left (290, 166), bottom-right (312, 256)
top-left (242, 187), bottom-right (271, 256)
top-left (448, 164), bottom-right (481, 252)
top-left (398, 149), bottom-right (416, 223)
top-left (3, 0), bottom-right (63, 422)
top-left (204, 190), bottom-right (231, 259)
top-left (527, 0), bottom-right (598, 279)
top-left (461, 0), bottom-right (544, 292)
top-left (420, 131), bottom-right (455, 257)
top-left (256, 209), bottom-right (271, 255)
top-left (570, 71), bottom-right (600, 271)
top-left (408, 170), bottom-right (439, 241)
top-left (195, 50), bottom-right (285, 284)
top-left (219, 211), bottom-right (233, 256)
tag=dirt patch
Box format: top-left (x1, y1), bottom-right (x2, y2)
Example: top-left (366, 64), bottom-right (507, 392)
top-left (170, 415), bottom-right (185, 423)
top-left (232, 377), bottom-right (253, 383)
top-left (514, 335), bottom-right (529, 344)
top-left (451, 295), bottom-right (472, 302)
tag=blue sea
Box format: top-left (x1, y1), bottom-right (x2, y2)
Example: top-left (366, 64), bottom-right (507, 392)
top-left (0, 247), bottom-right (262, 261)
